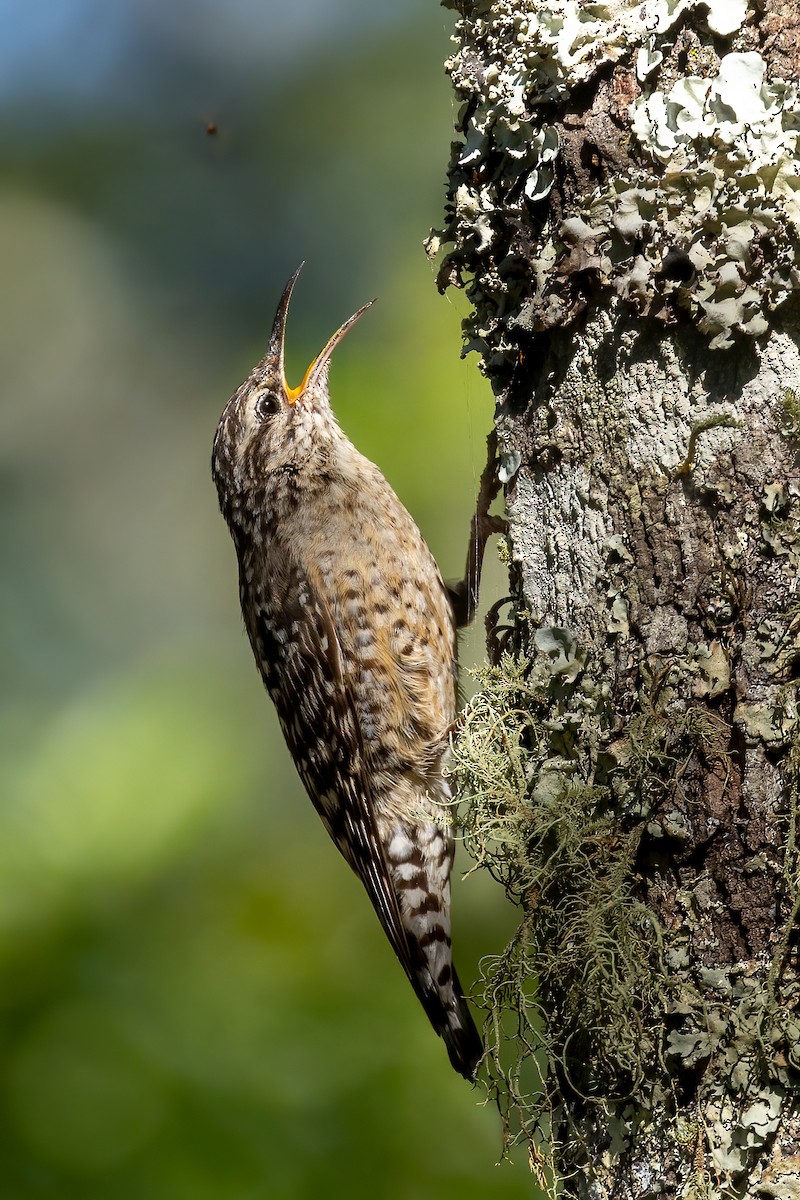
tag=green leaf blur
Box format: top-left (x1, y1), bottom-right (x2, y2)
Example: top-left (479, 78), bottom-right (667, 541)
top-left (1, 5), bottom-right (531, 1198)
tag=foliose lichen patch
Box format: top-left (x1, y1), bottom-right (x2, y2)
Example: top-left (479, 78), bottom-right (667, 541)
top-left (431, 0), bottom-right (800, 370)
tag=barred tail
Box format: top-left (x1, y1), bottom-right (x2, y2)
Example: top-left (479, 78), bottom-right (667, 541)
top-left (386, 820), bottom-right (483, 1080)
top-left (438, 966), bottom-right (483, 1080)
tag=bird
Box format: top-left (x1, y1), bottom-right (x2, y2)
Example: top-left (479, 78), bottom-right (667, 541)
top-left (212, 264), bottom-right (495, 1079)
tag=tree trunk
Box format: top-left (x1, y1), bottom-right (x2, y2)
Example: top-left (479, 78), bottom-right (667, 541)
top-left (430, 3), bottom-right (800, 1197)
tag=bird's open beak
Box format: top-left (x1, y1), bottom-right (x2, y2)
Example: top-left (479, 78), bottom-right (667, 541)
top-left (267, 264), bottom-right (375, 406)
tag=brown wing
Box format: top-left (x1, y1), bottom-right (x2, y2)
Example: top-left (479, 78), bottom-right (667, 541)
top-left (242, 552), bottom-right (422, 984)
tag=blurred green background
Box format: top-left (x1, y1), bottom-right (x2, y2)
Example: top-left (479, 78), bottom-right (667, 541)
top-left (0, 2), bottom-right (527, 1197)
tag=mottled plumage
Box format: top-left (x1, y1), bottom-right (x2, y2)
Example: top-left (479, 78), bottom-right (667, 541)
top-left (212, 266), bottom-right (482, 1078)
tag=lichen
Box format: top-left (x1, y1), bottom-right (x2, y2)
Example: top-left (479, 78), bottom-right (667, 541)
top-left (452, 636), bottom-right (800, 1196)
top-left (601, 51), bottom-right (800, 348)
top-left (451, 647), bottom-right (665, 1188)
top-left (759, 474), bottom-right (800, 570)
top-left (436, 8), bottom-right (800, 1192)
top-left (431, 3), bottom-right (800, 377)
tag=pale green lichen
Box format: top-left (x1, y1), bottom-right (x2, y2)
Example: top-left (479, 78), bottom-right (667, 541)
top-left (437, 9), bottom-right (800, 1191)
top-left (512, 50), bottom-right (800, 350)
top-left (452, 637), bottom-right (800, 1196)
top-left (759, 476), bottom-right (800, 569)
top-left (433, 4), bottom-right (800, 371)
top-left (451, 648), bottom-right (665, 1187)
top-left (617, 51), bottom-right (800, 347)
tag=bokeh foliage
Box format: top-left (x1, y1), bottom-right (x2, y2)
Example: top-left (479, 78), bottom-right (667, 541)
top-left (0, 4), bottom-right (530, 1197)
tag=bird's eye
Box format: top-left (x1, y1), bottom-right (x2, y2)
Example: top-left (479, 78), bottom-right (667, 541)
top-left (255, 391), bottom-right (281, 421)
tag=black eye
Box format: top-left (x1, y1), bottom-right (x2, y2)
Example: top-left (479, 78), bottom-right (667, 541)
top-left (255, 391), bottom-right (281, 420)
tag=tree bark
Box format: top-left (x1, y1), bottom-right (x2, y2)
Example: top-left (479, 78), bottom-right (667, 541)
top-left (431, 3), bottom-right (800, 1197)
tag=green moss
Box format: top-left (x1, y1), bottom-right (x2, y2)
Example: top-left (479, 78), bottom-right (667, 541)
top-left (452, 641), bottom-right (800, 1194)
top-left (451, 649), bottom-right (667, 1178)
top-left (782, 388), bottom-right (800, 440)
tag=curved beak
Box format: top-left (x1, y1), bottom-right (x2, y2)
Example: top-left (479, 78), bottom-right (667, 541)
top-left (265, 262), bottom-right (304, 398)
top-left (291, 298), bottom-right (376, 401)
top-left (266, 265), bottom-right (375, 406)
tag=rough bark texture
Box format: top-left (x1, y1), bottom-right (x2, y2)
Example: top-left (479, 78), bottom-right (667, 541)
top-left (434, 3), bottom-right (800, 1197)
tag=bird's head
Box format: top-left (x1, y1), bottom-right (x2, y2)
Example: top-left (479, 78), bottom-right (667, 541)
top-left (212, 264), bottom-right (374, 498)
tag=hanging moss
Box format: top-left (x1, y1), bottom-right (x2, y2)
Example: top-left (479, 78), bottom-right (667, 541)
top-left (451, 639), bottom-right (800, 1196)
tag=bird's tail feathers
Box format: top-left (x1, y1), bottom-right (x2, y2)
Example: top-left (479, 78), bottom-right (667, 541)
top-left (434, 968), bottom-right (483, 1080)
top-left (386, 820), bottom-right (483, 1080)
